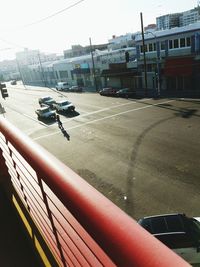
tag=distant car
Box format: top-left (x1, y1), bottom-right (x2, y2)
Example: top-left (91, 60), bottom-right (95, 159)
top-left (38, 96), bottom-right (55, 108)
top-left (69, 86), bottom-right (83, 92)
top-left (138, 213), bottom-right (200, 265)
top-left (99, 87), bottom-right (118, 96)
top-left (116, 88), bottom-right (136, 98)
top-left (52, 99), bottom-right (75, 113)
top-left (55, 82), bottom-right (70, 91)
top-left (35, 106), bottom-right (56, 120)
top-left (11, 80), bottom-right (17, 85)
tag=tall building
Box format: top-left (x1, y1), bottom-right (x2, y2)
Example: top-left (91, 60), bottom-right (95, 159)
top-left (156, 13), bottom-right (181, 30)
top-left (180, 7), bottom-right (200, 26)
top-left (156, 6), bottom-right (200, 30)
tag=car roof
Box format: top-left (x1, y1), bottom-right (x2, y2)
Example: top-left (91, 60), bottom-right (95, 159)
top-left (138, 213), bottom-right (188, 234)
top-left (56, 100), bottom-right (70, 104)
top-left (40, 96), bottom-right (52, 99)
top-left (37, 106), bottom-right (50, 111)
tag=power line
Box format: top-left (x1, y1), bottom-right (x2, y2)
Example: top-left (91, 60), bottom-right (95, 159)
top-left (24, 0), bottom-right (85, 27)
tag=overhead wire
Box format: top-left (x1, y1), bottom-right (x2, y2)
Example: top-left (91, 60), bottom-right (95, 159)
top-left (24, 0), bottom-right (85, 27)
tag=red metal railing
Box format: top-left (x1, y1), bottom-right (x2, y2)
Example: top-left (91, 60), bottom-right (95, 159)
top-left (0, 117), bottom-right (190, 267)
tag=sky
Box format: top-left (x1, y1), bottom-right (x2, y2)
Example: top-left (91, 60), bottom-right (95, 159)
top-left (0, 0), bottom-right (198, 61)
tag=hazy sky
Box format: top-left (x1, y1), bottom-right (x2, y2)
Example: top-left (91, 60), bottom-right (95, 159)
top-left (0, 0), bottom-right (197, 61)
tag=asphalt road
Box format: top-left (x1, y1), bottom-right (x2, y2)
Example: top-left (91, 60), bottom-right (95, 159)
top-left (1, 83), bottom-right (200, 220)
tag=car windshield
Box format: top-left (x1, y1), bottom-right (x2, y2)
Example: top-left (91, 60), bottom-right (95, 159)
top-left (60, 101), bottom-right (70, 106)
top-left (41, 108), bottom-right (50, 113)
top-left (43, 97), bottom-right (52, 101)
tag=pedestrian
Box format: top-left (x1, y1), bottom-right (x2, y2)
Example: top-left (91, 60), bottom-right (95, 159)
top-left (56, 114), bottom-right (63, 129)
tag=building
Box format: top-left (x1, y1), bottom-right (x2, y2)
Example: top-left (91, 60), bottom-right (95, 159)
top-left (107, 33), bottom-right (138, 50)
top-left (156, 13), bottom-right (181, 30)
top-left (156, 6), bottom-right (200, 30)
top-left (180, 7), bottom-right (200, 27)
top-left (63, 43), bottom-right (108, 59)
top-left (135, 22), bottom-right (200, 96)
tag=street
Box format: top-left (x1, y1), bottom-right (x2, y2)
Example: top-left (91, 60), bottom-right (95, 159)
top-left (1, 84), bottom-right (200, 220)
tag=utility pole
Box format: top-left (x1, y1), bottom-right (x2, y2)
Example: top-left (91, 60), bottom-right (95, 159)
top-left (89, 37), bottom-right (98, 92)
top-left (140, 12), bottom-right (148, 96)
top-left (16, 59), bottom-right (27, 89)
top-left (147, 31), bottom-right (161, 96)
top-left (38, 51), bottom-right (47, 87)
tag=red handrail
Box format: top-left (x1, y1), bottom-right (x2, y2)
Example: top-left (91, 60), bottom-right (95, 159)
top-left (0, 117), bottom-right (190, 267)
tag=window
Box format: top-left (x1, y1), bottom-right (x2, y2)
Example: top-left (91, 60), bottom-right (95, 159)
top-left (169, 40), bottom-right (173, 49)
top-left (59, 70), bottom-right (68, 78)
top-left (186, 37), bottom-right (191, 47)
top-left (149, 43), bottom-right (153, 52)
top-left (140, 45), bottom-right (147, 53)
top-left (180, 38), bottom-right (186, 47)
top-left (153, 43), bottom-right (156, 51)
top-left (174, 39), bottom-right (179, 49)
top-left (161, 41), bottom-right (165, 50)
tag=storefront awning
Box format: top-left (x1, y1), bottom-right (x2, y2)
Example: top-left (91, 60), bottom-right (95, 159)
top-left (164, 56), bottom-right (194, 76)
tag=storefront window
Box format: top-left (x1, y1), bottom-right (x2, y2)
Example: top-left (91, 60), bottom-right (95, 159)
top-left (186, 37), bottom-right (191, 47)
top-left (180, 38), bottom-right (186, 47)
top-left (174, 39), bottom-right (179, 49)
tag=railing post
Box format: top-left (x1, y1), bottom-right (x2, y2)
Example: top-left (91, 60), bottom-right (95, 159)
top-left (0, 147), bottom-right (10, 183)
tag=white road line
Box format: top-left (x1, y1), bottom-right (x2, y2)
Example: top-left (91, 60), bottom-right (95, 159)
top-left (33, 99), bottom-right (174, 141)
top-left (23, 114), bottom-right (49, 127)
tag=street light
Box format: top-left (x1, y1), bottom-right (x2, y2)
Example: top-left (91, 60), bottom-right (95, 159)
top-left (145, 31), bottom-right (161, 96)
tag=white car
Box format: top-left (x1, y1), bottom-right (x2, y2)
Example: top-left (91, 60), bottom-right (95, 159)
top-left (138, 213), bottom-right (200, 266)
top-left (52, 100), bottom-right (75, 112)
top-left (35, 106), bottom-right (56, 120)
top-left (55, 82), bottom-right (70, 91)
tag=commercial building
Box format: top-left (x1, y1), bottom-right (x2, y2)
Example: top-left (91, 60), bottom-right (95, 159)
top-left (135, 22), bottom-right (200, 96)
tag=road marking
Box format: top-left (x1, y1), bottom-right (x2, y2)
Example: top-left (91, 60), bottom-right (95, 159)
top-left (33, 99), bottom-right (174, 141)
top-left (60, 100), bottom-right (141, 124)
top-left (23, 114), bottom-right (49, 127)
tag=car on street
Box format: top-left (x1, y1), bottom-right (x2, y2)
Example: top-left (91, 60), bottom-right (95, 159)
top-left (52, 99), bottom-right (75, 113)
top-left (55, 82), bottom-right (70, 91)
top-left (138, 213), bottom-right (200, 265)
top-left (99, 87), bottom-right (118, 97)
top-left (69, 85), bottom-right (83, 92)
top-left (116, 88), bottom-right (136, 98)
top-left (38, 96), bottom-right (55, 108)
top-left (10, 80), bottom-right (17, 85)
top-left (35, 106), bottom-right (56, 120)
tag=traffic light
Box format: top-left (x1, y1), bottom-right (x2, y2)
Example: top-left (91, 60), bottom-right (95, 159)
top-left (0, 83), bottom-right (8, 99)
top-left (125, 51), bottom-right (130, 63)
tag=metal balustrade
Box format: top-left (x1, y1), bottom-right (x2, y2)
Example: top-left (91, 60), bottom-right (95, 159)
top-left (0, 117), bottom-right (190, 267)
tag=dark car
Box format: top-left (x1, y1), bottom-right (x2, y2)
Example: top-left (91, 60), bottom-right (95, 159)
top-left (38, 96), bottom-right (55, 108)
top-left (116, 88), bottom-right (136, 98)
top-left (138, 213), bottom-right (200, 265)
top-left (99, 87), bottom-right (118, 97)
top-left (11, 80), bottom-right (17, 85)
top-left (69, 86), bottom-right (83, 92)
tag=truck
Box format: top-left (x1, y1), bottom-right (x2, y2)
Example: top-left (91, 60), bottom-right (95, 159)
top-left (52, 100), bottom-right (75, 113)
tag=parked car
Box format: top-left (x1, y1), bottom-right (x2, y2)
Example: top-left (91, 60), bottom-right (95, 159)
top-left (116, 88), bottom-right (136, 98)
top-left (138, 213), bottom-right (200, 265)
top-left (69, 86), bottom-right (83, 92)
top-left (55, 82), bottom-right (70, 91)
top-left (35, 106), bottom-right (56, 120)
top-left (52, 99), bottom-right (75, 113)
top-left (10, 80), bottom-right (17, 85)
top-left (99, 87), bottom-right (118, 96)
top-left (38, 96), bottom-right (55, 108)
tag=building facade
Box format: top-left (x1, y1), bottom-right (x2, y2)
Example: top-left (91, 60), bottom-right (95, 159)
top-left (135, 22), bottom-right (200, 96)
